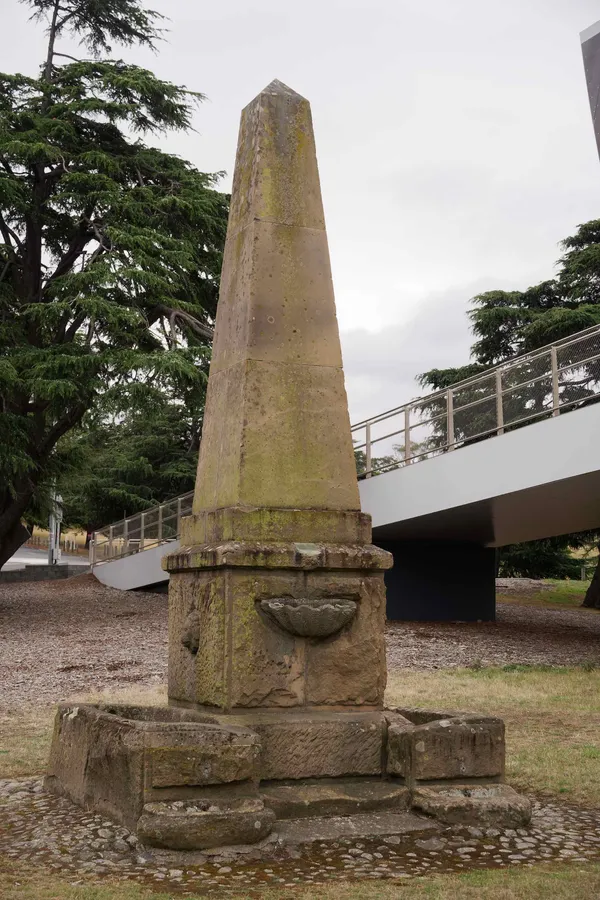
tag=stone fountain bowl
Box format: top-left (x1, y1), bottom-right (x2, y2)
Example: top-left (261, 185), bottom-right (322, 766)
top-left (259, 597), bottom-right (357, 638)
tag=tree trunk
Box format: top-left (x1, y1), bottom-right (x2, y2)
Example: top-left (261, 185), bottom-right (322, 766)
top-left (0, 481), bottom-right (36, 569)
top-left (0, 518), bottom-right (32, 570)
top-left (582, 546), bottom-right (600, 610)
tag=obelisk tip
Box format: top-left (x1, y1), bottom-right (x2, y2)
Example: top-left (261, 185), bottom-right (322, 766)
top-left (259, 79), bottom-right (307, 101)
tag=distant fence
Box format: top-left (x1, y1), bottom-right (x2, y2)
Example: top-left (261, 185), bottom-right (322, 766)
top-left (26, 535), bottom-right (86, 554)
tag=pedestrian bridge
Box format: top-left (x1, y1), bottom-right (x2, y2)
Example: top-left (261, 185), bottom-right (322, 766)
top-left (91, 325), bottom-right (600, 618)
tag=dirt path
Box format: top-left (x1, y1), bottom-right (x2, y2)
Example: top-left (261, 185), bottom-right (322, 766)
top-left (0, 574), bottom-right (598, 708)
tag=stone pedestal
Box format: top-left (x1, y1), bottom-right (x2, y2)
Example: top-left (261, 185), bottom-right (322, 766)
top-left (45, 702), bottom-right (530, 849)
top-left (166, 508), bottom-right (390, 711)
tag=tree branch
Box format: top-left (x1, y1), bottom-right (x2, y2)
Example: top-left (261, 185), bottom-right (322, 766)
top-left (53, 52), bottom-right (84, 63)
top-left (85, 315), bottom-right (96, 346)
top-left (56, 10), bottom-right (78, 30)
top-left (0, 258), bottom-right (11, 284)
top-left (89, 222), bottom-right (111, 252)
top-left (0, 157), bottom-right (14, 177)
top-left (0, 212), bottom-right (24, 255)
top-left (45, 230), bottom-right (90, 287)
top-left (81, 241), bottom-right (108, 273)
top-left (63, 312), bottom-right (87, 343)
top-left (36, 401), bottom-right (88, 461)
top-left (151, 303), bottom-right (214, 340)
top-left (43, 0), bottom-right (62, 83)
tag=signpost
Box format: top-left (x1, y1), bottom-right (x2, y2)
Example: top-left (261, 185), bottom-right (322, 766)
top-left (47, 487), bottom-right (63, 565)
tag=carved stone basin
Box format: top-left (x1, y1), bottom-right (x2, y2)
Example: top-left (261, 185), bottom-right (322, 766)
top-left (259, 597), bottom-right (357, 638)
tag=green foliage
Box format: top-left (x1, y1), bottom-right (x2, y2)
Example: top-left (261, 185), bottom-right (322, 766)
top-left (498, 537), bottom-right (582, 580)
top-left (354, 440), bottom-right (431, 477)
top-left (60, 391), bottom-right (201, 530)
top-left (420, 221), bottom-right (600, 386)
top-left (0, 0), bottom-right (228, 565)
top-left (354, 448), bottom-right (399, 477)
top-left (28, 0), bottom-right (164, 57)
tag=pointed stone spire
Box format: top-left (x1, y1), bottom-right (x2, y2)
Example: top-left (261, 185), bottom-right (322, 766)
top-left (166, 82), bottom-right (390, 714)
top-left (193, 80), bottom-right (360, 514)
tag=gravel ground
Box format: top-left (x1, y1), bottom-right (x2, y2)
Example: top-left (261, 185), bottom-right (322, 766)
top-left (0, 574), bottom-right (599, 709)
top-left (386, 603), bottom-right (600, 670)
top-left (0, 574), bottom-right (166, 708)
top-left (1, 577), bottom-right (599, 893)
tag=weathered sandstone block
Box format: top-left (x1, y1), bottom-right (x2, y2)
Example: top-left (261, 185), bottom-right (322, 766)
top-left (261, 780), bottom-right (410, 819)
top-left (45, 704), bottom-right (261, 829)
top-left (412, 783), bottom-right (531, 828)
top-left (387, 710), bottom-right (505, 783)
top-left (245, 711), bottom-right (385, 780)
top-left (137, 798), bottom-right (275, 850)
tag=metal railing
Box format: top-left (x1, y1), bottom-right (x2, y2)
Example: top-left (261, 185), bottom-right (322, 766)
top-left (91, 324), bottom-right (600, 565)
top-left (352, 323), bottom-right (600, 477)
top-left (91, 491), bottom-right (194, 566)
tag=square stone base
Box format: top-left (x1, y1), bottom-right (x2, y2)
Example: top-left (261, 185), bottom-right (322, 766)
top-left (167, 558), bottom-right (389, 710)
top-left (45, 703), bottom-right (531, 849)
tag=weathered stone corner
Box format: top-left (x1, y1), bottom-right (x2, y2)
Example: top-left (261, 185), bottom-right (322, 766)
top-left (387, 708), bottom-right (506, 785)
top-left (385, 707), bottom-right (531, 828)
top-left (137, 798), bottom-right (275, 850)
top-left (411, 784), bottom-right (532, 828)
top-left (44, 704), bottom-right (265, 838)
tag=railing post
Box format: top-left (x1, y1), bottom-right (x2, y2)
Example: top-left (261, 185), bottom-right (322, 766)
top-left (140, 513), bottom-right (145, 551)
top-left (365, 422), bottom-right (372, 478)
top-left (551, 346), bottom-right (560, 416)
top-left (447, 389), bottom-right (455, 450)
top-left (496, 369), bottom-right (504, 435)
top-left (108, 524), bottom-right (114, 560)
top-left (89, 537), bottom-right (95, 567)
top-left (123, 518), bottom-right (129, 556)
top-left (404, 406), bottom-right (412, 464)
top-left (177, 496), bottom-right (183, 536)
top-left (158, 503), bottom-right (163, 544)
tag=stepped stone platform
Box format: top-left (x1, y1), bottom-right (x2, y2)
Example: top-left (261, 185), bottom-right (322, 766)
top-left (46, 702), bottom-right (530, 848)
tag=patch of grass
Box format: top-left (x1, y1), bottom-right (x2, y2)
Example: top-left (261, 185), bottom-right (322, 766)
top-left (498, 579), bottom-right (597, 610)
top-left (0, 685), bottom-right (166, 779)
top-left (1, 862), bottom-right (600, 900)
top-left (0, 706), bottom-right (54, 778)
top-left (386, 666), bottom-right (600, 805)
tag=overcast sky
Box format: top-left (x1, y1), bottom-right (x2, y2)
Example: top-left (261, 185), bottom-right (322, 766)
top-left (4, 0), bottom-right (600, 421)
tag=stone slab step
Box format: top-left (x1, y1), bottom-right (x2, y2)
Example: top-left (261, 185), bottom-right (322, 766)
top-left (273, 810), bottom-right (438, 844)
top-left (261, 779), bottom-right (410, 819)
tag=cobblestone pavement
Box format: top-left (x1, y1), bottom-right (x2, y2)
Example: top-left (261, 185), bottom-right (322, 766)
top-left (2, 779), bottom-right (600, 894)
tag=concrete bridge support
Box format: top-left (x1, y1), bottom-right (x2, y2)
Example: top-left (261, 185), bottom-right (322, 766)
top-left (376, 540), bottom-right (496, 622)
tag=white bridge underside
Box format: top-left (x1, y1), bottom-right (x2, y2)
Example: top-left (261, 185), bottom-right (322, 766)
top-left (94, 403), bottom-right (600, 590)
top-left (362, 402), bottom-right (600, 547)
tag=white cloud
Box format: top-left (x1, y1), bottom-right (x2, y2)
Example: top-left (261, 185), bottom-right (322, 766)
top-left (341, 282), bottom-right (480, 424)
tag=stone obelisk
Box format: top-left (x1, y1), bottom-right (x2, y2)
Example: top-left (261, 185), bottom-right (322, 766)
top-left (165, 80), bottom-right (392, 713)
top-left (46, 83), bottom-right (530, 848)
